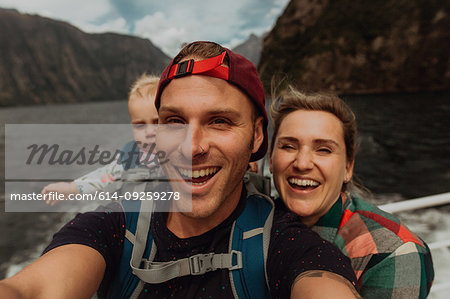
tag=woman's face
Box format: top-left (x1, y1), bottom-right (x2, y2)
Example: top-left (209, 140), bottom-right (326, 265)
top-left (270, 110), bottom-right (353, 227)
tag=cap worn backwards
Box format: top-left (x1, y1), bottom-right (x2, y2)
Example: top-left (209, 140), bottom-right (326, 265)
top-left (154, 45), bottom-right (268, 162)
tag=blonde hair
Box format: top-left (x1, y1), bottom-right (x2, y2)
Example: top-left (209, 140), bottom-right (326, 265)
top-left (129, 73), bottom-right (160, 102)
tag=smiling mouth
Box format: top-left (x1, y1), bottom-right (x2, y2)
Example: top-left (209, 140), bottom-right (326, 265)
top-left (288, 177), bottom-right (320, 191)
top-left (177, 167), bottom-right (220, 185)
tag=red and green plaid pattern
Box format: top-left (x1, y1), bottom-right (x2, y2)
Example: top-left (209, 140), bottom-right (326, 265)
top-left (312, 193), bottom-right (434, 298)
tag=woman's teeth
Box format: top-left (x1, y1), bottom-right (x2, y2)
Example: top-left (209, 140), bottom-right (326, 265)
top-left (288, 178), bottom-right (319, 187)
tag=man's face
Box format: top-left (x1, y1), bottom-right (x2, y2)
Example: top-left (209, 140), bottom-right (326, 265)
top-left (158, 74), bottom-right (263, 220)
top-left (128, 95), bottom-right (158, 153)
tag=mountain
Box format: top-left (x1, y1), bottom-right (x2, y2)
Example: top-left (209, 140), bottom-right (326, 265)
top-left (232, 33), bottom-right (264, 66)
top-left (259, 0), bottom-right (450, 94)
top-left (0, 8), bottom-right (170, 106)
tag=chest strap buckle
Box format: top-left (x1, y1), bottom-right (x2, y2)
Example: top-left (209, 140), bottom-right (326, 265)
top-left (189, 250), bottom-right (242, 275)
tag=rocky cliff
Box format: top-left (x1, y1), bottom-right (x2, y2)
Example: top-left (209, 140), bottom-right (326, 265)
top-left (232, 33), bottom-right (264, 66)
top-left (0, 8), bottom-right (170, 106)
top-left (259, 0), bottom-right (450, 94)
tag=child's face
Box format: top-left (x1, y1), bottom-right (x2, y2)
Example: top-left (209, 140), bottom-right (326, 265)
top-left (128, 95), bottom-right (158, 153)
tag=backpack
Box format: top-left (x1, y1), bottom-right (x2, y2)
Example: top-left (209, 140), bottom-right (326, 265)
top-left (108, 177), bottom-right (274, 299)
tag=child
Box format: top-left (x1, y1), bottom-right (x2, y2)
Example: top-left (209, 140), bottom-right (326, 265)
top-left (41, 74), bottom-right (160, 204)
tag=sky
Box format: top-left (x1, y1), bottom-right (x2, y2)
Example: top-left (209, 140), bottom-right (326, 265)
top-left (0, 0), bottom-right (289, 56)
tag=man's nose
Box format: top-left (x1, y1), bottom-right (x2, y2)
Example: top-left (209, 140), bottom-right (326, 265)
top-left (178, 124), bottom-right (208, 159)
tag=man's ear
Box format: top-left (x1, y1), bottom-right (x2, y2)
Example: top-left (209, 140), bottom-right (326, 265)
top-left (251, 116), bottom-right (264, 154)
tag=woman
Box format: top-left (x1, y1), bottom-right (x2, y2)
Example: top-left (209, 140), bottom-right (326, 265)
top-left (269, 87), bottom-right (434, 298)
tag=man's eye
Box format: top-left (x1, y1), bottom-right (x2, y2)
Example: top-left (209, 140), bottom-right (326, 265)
top-left (211, 118), bottom-right (230, 125)
top-left (166, 118), bottom-right (185, 124)
top-left (132, 124), bottom-right (145, 129)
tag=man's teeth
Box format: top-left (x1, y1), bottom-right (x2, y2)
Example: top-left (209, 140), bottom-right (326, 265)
top-left (289, 178), bottom-right (319, 187)
top-left (179, 167), bottom-right (218, 178)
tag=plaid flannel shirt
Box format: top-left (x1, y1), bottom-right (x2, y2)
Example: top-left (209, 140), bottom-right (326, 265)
top-left (312, 192), bottom-right (434, 298)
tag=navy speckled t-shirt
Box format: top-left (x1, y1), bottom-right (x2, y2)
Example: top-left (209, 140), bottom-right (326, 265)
top-left (44, 189), bottom-right (357, 298)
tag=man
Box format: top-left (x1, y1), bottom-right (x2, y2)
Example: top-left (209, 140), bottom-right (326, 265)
top-left (0, 41), bottom-right (360, 298)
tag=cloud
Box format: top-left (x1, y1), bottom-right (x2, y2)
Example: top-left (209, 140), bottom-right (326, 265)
top-left (0, 0), bottom-right (120, 32)
top-left (266, 0), bottom-right (289, 21)
top-left (132, 1), bottom-right (250, 55)
top-left (134, 12), bottom-right (187, 55)
top-left (130, 0), bottom-right (289, 56)
top-left (82, 17), bottom-right (128, 34)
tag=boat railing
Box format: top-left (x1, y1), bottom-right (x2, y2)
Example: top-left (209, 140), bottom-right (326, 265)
top-left (378, 192), bottom-right (450, 250)
top-left (379, 192), bottom-right (450, 214)
top-left (378, 192), bottom-right (450, 296)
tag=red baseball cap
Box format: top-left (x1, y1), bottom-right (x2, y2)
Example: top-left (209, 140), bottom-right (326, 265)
top-left (155, 45), bottom-right (268, 162)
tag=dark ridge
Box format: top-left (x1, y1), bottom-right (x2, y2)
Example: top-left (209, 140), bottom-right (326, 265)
top-left (0, 8), bottom-right (171, 106)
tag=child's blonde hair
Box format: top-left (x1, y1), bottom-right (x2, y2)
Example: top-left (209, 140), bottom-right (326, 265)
top-left (129, 74), bottom-right (160, 102)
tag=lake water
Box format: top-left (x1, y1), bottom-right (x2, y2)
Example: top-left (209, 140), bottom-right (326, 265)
top-left (1, 93), bottom-right (449, 297)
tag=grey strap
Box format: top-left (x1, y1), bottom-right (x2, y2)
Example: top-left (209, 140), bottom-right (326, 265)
top-left (228, 221), bottom-right (240, 299)
top-left (129, 196), bottom-right (154, 276)
top-left (243, 227), bottom-right (264, 239)
top-left (125, 229), bottom-right (136, 244)
top-left (129, 281), bottom-right (145, 299)
top-left (132, 250), bottom-right (242, 284)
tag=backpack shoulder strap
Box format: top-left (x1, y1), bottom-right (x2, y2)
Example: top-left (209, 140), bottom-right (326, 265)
top-left (229, 180), bottom-right (274, 298)
top-left (108, 197), bottom-right (155, 299)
